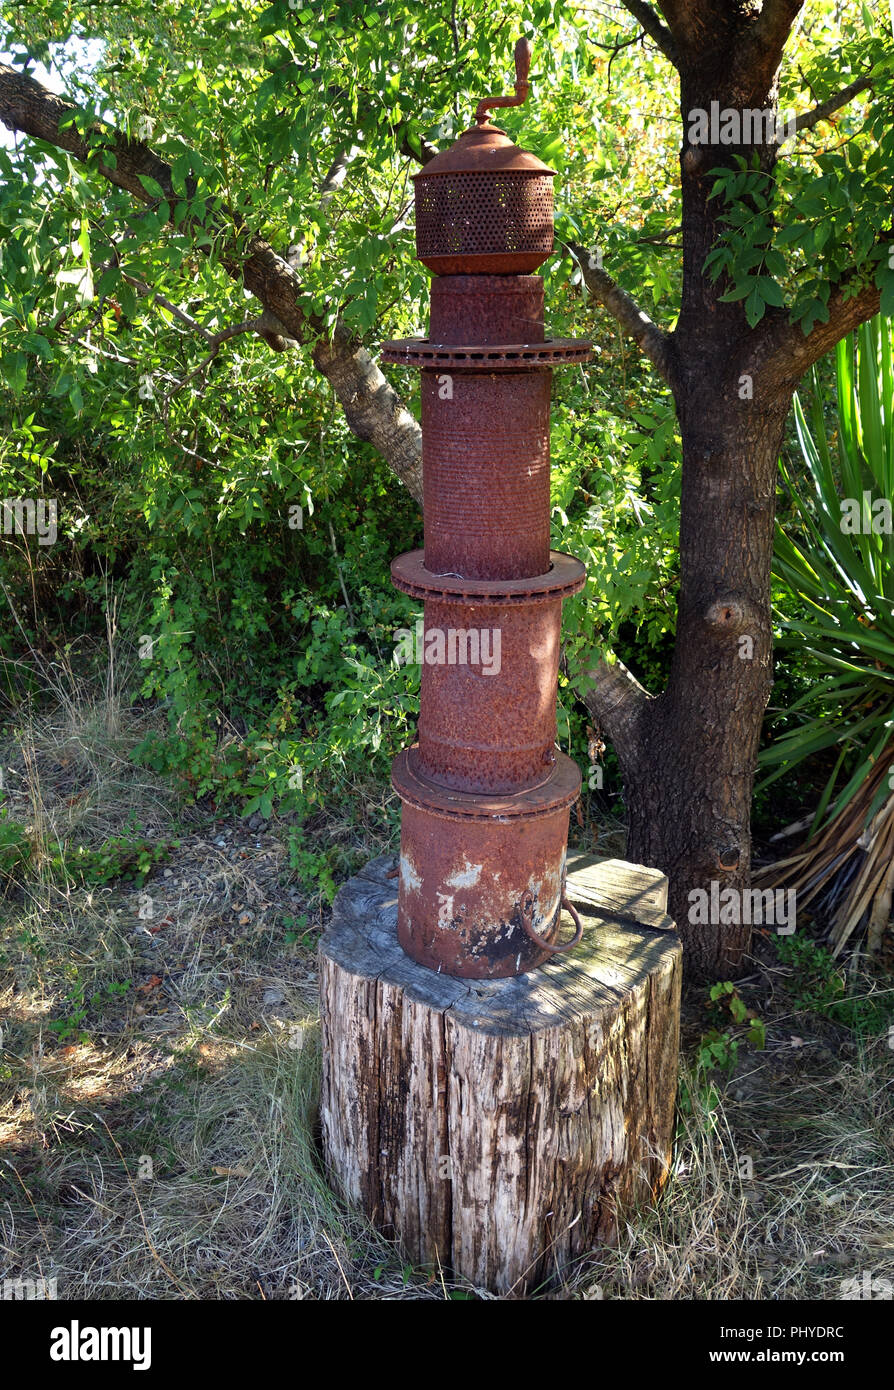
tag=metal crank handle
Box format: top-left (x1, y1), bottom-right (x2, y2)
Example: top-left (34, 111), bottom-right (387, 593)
top-left (475, 37), bottom-right (532, 126)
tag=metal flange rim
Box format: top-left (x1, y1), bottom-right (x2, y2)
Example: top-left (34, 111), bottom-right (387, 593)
top-left (391, 550), bottom-right (586, 602)
top-left (380, 338), bottom-right (592, 370)
top-left (392, 747), bottom-right (581, 820)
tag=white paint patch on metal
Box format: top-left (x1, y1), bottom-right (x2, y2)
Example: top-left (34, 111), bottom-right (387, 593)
top-left (445, 860), bottom-right (483, 889)
top-left (400, 853), bottom-right (422, 893)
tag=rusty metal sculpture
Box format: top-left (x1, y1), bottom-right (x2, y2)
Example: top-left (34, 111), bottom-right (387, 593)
top-left (382, 39), bottom-right (591, 978)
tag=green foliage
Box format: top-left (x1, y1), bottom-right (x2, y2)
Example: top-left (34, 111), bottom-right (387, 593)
top-left (0, 805), bottom-right (32, 880)
top-left (706, 980), bottom-right (767, 1050)
top-left (46, 974), bottom-right (132, 1044)
top-left (281, 912), bottom-right (311, 947)
top-left (695, 1029), bottom-right (741, 1075)
top-left (704, 21), bottom-right (894, 334)
top-left (286, 836), bottom-right (337, 907)
top-left (549, 376), bottom-right (681, 730)
top-left (552, 396), bottom-right (680, 642)
top-left (125, 479), bottom-right (423, 822)
top-left (60, 830), bottom-right (175, 887)
top-left (680, 982), bottom-right (767, 1118)
top-left (705, 155), bottom-right (791, 329)
top-left (677, 1067), bottom-right (721, 1120)
top-left (775, 934), bottom-right (894, 1036)
top-left (760, 316), bottom-right (894, 834)
top-left (0, 796), bottom-right (173, 889)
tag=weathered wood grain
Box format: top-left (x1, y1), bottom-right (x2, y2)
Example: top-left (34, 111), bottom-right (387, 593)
top-left (319, 853), bottom-right (682, 1294)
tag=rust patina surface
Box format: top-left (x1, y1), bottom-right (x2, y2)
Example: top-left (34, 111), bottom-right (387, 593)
top-left (382, 40), bottom-right (591, 977)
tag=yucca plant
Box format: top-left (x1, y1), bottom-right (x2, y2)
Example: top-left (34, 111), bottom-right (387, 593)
top-left (756, 315), bottom-right (894, 955)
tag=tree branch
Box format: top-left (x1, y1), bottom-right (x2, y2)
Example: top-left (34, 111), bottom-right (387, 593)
top-left (313, 323), bottom-right (422, 504)
top-left (579, 653), bottom-right (653, 772)
top-left (793, 72), bottom-right (874, 134)
top-left (118, 271), bottom-right (216, 342)
top-left (0, 62), bottom-right (424, 502)
top-left (748, 0), bottom-right (806, 60)
top-left (164, 317), bottom-right (272, 400)
top-left (121, 267), bottom-right (295, 364)
top-left (398, 129), bottom-right (438, 166)
top-left (319, 147), bottom-right (353, 206)
top-left (760, 273), bottom-right (885, 390)
top-left (565, 240), bottom-right (676, 386)
top-left (733, 0), bottom-right (806, 92)
top-left (619, 1), bottom-right (679, 67)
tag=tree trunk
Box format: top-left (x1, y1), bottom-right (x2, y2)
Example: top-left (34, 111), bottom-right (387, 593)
top-left (620, 394), bottom-right (788, 976)
top-left (319, 852), bottom-right (682, 1294)
top-left (585, 36), bottom-right (806, 978)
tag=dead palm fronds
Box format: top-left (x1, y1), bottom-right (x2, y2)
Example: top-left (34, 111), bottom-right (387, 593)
top-left (755, 745), bottom-right (894, 956)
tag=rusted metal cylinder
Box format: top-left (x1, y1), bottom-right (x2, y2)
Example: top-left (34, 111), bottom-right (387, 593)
top-left (416, 594), bottom-right (560, 793)
top-left (414, 163), bottom-right (554, 277)
top-left (392, 749), bottom-right (580, 978)
top-left (429, 275), bottom-right (544, 345)
top-left (392, 550), bottom-right (585, 794)
top-left (412, 41), bottom-right (556, 277)
top-left (421, 369), bottom-right (551, 580)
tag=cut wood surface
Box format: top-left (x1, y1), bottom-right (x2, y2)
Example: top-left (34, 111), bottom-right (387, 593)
top-left (319, 852), bottom-right (682, 1294)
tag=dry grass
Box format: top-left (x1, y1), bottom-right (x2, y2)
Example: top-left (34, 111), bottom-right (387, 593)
top-left (562, 1037), bottom-right (894, 1301)
top-left (0, 684), bottom-right (454, 1300)
top-left (2, 686), bottom-right (893, 1300)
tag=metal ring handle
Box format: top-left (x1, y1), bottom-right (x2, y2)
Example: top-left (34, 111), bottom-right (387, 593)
top-left (518, 890), bottom-right (584, 954)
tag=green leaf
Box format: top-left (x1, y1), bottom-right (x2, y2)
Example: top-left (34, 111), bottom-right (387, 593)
top-left (878, 266), bottom-right (894, 319)
top-left (172, 153), bottom-right (193, 194)
top-left (745, 286), bottom-right (765, 328)
top-left (138, 175), bottom-right (166, 199)
top-left (6, 351), bottom-right (28, 396)
top-left (758, 277), bottom-right (785, 307)
top-left (22, 333), bottom-right (53, 360)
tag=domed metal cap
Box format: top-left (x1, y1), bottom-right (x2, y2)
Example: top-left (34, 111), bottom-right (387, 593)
top-left (415, 124), bottom-right (555, 181)
top-left (413, 39), bottom-right (555, 275)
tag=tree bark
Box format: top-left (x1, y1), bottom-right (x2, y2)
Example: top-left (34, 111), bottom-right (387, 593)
top-left (615, 394), bottom-right (787, 975)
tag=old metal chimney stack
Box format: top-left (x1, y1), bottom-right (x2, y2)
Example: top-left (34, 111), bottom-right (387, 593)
top-left (382, 39), bottom-right (591, 978)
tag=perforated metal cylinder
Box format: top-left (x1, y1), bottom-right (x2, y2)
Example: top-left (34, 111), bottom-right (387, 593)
top-left (421, 369), bottom-right (551, 580)
top-left (391, 551), bottom-right (586, 797)
top-left (415, 171), bottom-right (554, 275)
top-left (415, 595), bottom-right (560, 794)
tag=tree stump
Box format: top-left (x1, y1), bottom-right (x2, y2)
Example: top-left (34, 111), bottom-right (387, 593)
top-left (318, 852), bottom-right (681, 1295)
